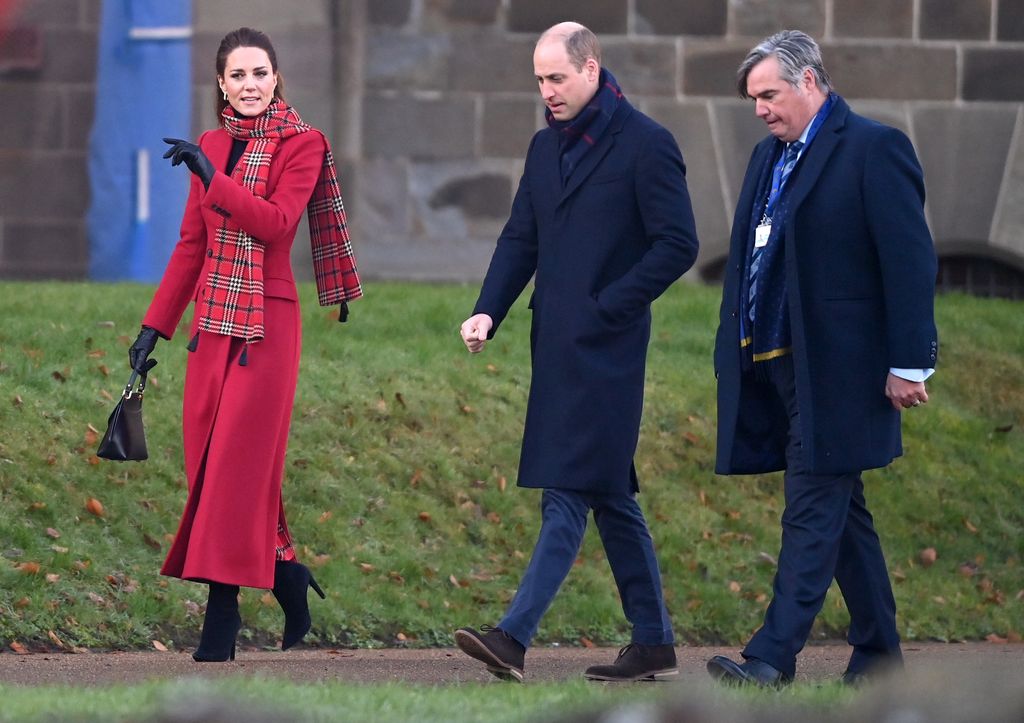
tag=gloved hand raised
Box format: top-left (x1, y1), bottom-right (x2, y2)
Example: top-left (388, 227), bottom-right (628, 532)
top-left (129, 326), bottom-right (160, 375)
top-left (162, 137), bottom-right (215, 189)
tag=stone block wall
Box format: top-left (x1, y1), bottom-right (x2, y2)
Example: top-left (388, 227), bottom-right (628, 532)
top-left (3, 0), bottom-right (1024, 283)
top-left (0, 0), bottom-right (98, 278)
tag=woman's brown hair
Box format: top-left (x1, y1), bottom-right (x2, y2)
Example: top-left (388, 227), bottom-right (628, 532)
top-left (215, 27), bottom-right (286, 121)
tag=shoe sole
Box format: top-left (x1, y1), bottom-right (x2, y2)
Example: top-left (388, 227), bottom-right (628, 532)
top-left (584, 668), bottom-right (679, 682)
top-left (454, 630), bottom-right (524, 683)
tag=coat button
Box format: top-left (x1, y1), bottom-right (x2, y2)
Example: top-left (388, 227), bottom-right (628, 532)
top-left (207, 249), bottom-right (213, 257)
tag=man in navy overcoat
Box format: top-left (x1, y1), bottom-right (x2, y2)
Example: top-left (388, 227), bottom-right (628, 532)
top-left (707, 30), bottom-right (938, 687)
top-left (454, 22), bottom-right (699, 683)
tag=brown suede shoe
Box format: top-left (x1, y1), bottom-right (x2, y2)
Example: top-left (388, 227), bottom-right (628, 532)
top-left (454, 626), bottom-right (525, 683)
top-left (584, 643), bottom-right (679, 682)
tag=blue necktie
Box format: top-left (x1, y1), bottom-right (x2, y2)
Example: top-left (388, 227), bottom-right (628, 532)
top-left (748, 140), bottom-right (803, 322)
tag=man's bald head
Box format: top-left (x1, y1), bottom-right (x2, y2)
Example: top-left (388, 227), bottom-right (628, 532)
top-left (537, 21), bottom-right (600, 72)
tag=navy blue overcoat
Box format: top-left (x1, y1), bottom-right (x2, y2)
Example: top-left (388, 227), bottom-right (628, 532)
top-left (474, 98), bottom-right (699, 494)
top-left (714, 97), bottom-right (938, 475)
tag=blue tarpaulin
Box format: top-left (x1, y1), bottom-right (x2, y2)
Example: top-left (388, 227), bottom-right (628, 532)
top-left (87, 0), bottom-right (192, 281)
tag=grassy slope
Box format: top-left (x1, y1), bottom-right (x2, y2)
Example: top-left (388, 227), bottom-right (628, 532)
top-left (0, 281), bottom-right (1021, 651)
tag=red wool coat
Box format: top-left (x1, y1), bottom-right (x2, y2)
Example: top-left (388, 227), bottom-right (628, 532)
top-left (143, 127), bottom-right (327, 589)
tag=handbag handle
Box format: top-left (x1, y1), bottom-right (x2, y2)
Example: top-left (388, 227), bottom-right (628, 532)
top-left (123, 369), bottom-right (147, 400)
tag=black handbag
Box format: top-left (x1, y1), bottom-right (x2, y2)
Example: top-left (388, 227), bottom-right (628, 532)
top-left (96, 370), bottom-right (148, 461)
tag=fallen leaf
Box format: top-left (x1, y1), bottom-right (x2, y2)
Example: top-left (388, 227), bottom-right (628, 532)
top-left (964, 518), bottom-right (978, 534)
top-left (51, 545), bottom-right (68, 554)
top-left (486, 512), bottom-right (501, 524)
top-left (986, 633), bottom-right (1008, 644)
top-left (47, 630), bottom-right (67, 649)
top-left (183, 599), bottom-right (201, 617)
top-left (97, 364), bottom-right (110, 377)
top-left (152, 640), bottom-right (169, 652)
top-left (16, 562), bottom-right (41, 575)
top-left (359, 562), bottom-right (375, 573)
top-left (9, 642), bottom-right (29, 655)
top-left (45, 574), bottom-right (60, 583)
top-left (45, 454), bottom-right (57, 465)
top-left (410, 469), bottom-right (423, 487)
top-left (15, 598), bottom-right (30, 609)
top-left (395, 632), bottom-right (407, 642)
top-left (486, 363), bottom-right (498, 373)
top-left (757, 552), bottom-right (777, 566)
top-left (728, 581), bottom-right (742, 593)
top-left (958, 562), bottom-right (978, 578)
top-left (100, 389), bottom-right (113, 401)
top-left (375, 398), bottom-right (387, 412)
top-left (498, 476), bottom-right (507, 492)
top-left (699, 490), bottom-right (709, 506)
top-left (933, 596), bottom-right (946, 604)
top-left (28, 502), bottom-right (46, 511)
top-left (919, 547), bottom-right (937, 568)
top-left (46, 528), bottom-right (61, 539)
top-left (12, 395), bottom-right (22, 407)
top-left (388, 571), bottom-right (405, 584)
top-left (87, 349), bottom-right (107, 359)
top-left (73, 560), bottom-right (91, 571)
top-left (318, 511), bottom-right (333, 523)
top-left (52, 370), bottom-right (66, 383)
top-left (459, 404), bottom-right (474, 415)
top-left (449, 574), bottom-right (460, 587)
top-left (682, 431), bottom-right (700, 445)
top-left (96, 321), bottom-right (115, 328)
top-left (394, 392), bottom-right (406, 408)
top-left (87, 592), bottom-right (105, 605)
top-left (418, 511), bottom-right (431, 522)
top-left (85, 498), bottom-right (104, 517)
top-left (580, 637), bottom-right (595, 648)
top-left (142, 533), bottom-right (161, 551)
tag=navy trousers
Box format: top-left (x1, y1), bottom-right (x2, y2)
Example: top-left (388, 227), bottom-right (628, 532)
top-left (742, 356), bottom-right (902, 677)
top-left (498, 488), bottom-right (674, 649)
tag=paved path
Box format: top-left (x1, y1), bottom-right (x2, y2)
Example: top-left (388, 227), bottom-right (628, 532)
top-left (0, 642), bottom-right (1021, 686)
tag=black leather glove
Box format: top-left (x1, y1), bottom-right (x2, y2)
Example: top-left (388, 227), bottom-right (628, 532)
top-left (129, 326), bottom-right (160, 375)
top-left (162, 137), bottom-right (215, 189)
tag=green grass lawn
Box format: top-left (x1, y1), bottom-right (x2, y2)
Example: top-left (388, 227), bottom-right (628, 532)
top-left (0, 281), bottom-right (1021, 652)
top-left (0, 677), bottom-right (857, 723)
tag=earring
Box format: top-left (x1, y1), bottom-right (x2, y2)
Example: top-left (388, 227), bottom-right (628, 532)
top-left (222, 90), bottom-right (228, 101)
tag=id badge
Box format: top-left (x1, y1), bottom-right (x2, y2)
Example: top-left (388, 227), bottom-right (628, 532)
top-left (754, 223), bottom-right (772, 248)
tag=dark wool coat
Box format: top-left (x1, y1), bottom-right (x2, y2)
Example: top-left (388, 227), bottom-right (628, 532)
top-left (474, 98), bottom-right (699, 495)
top-left (714, 97), bottom-right (938, 475)
top-left (144, 128), bottom-right (326, 588)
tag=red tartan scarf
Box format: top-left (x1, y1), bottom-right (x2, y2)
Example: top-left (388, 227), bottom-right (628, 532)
top-left (199, 101), bottom-right (362, 345)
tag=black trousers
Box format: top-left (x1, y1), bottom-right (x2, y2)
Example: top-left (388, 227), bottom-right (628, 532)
top-left (742, 356), bottom-right (902, 677)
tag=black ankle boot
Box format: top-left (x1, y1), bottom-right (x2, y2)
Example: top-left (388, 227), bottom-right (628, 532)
top-left (193, 582), bottom-right (241, 662)
top-left (272, 560), bottom-right (326, 650)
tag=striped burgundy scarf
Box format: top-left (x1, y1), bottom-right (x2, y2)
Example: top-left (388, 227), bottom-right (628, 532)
top-left (546, 68), bottom-right (623, 184)
top-left (198, 101), bottom-right (362, 350)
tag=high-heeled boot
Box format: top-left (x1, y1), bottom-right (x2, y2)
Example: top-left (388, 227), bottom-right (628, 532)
top-left (272, 560), bottom-right (325, 650)
top-left (193, 582), bottom-right (241, 662)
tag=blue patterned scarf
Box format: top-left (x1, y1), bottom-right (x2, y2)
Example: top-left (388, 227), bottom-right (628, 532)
top-left (546, 68), bottom-right (623, 185)
top-left (740, 94), bottom-right (836, 372)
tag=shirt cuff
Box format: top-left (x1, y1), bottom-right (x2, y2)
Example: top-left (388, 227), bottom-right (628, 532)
top-left (890, 368), bottom-right (935, 382)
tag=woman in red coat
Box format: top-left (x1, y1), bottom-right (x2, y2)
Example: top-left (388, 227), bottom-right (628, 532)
top-left (128, 27), bottom-right (361, 661)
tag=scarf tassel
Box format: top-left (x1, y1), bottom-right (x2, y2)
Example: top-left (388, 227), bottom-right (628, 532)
top-left (186, 332), bottom-right (199, 352)
top-left (239, 344), bottom-right (248, 367)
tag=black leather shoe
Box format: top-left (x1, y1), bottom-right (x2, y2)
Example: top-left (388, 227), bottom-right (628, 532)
top-left (272, 560), bottom-right (326, 650)
top-left (841, 669), bottom-right (870, 686)
top-left (584, 643), bottom-right (679, 682)
top-left (706, 655), bottom-right (792, 687)
top-left (454, 626), bottom-right (525, 683)
top-left (193, 582), bottom-right (241, 662)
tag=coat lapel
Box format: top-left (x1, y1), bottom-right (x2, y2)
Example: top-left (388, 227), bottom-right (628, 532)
top-left (203, 130), bottom-right (233, 178)
top-left (556, 101), bottom-right (633, 208)
top-left (783, 97), bottom-right (849, 216)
